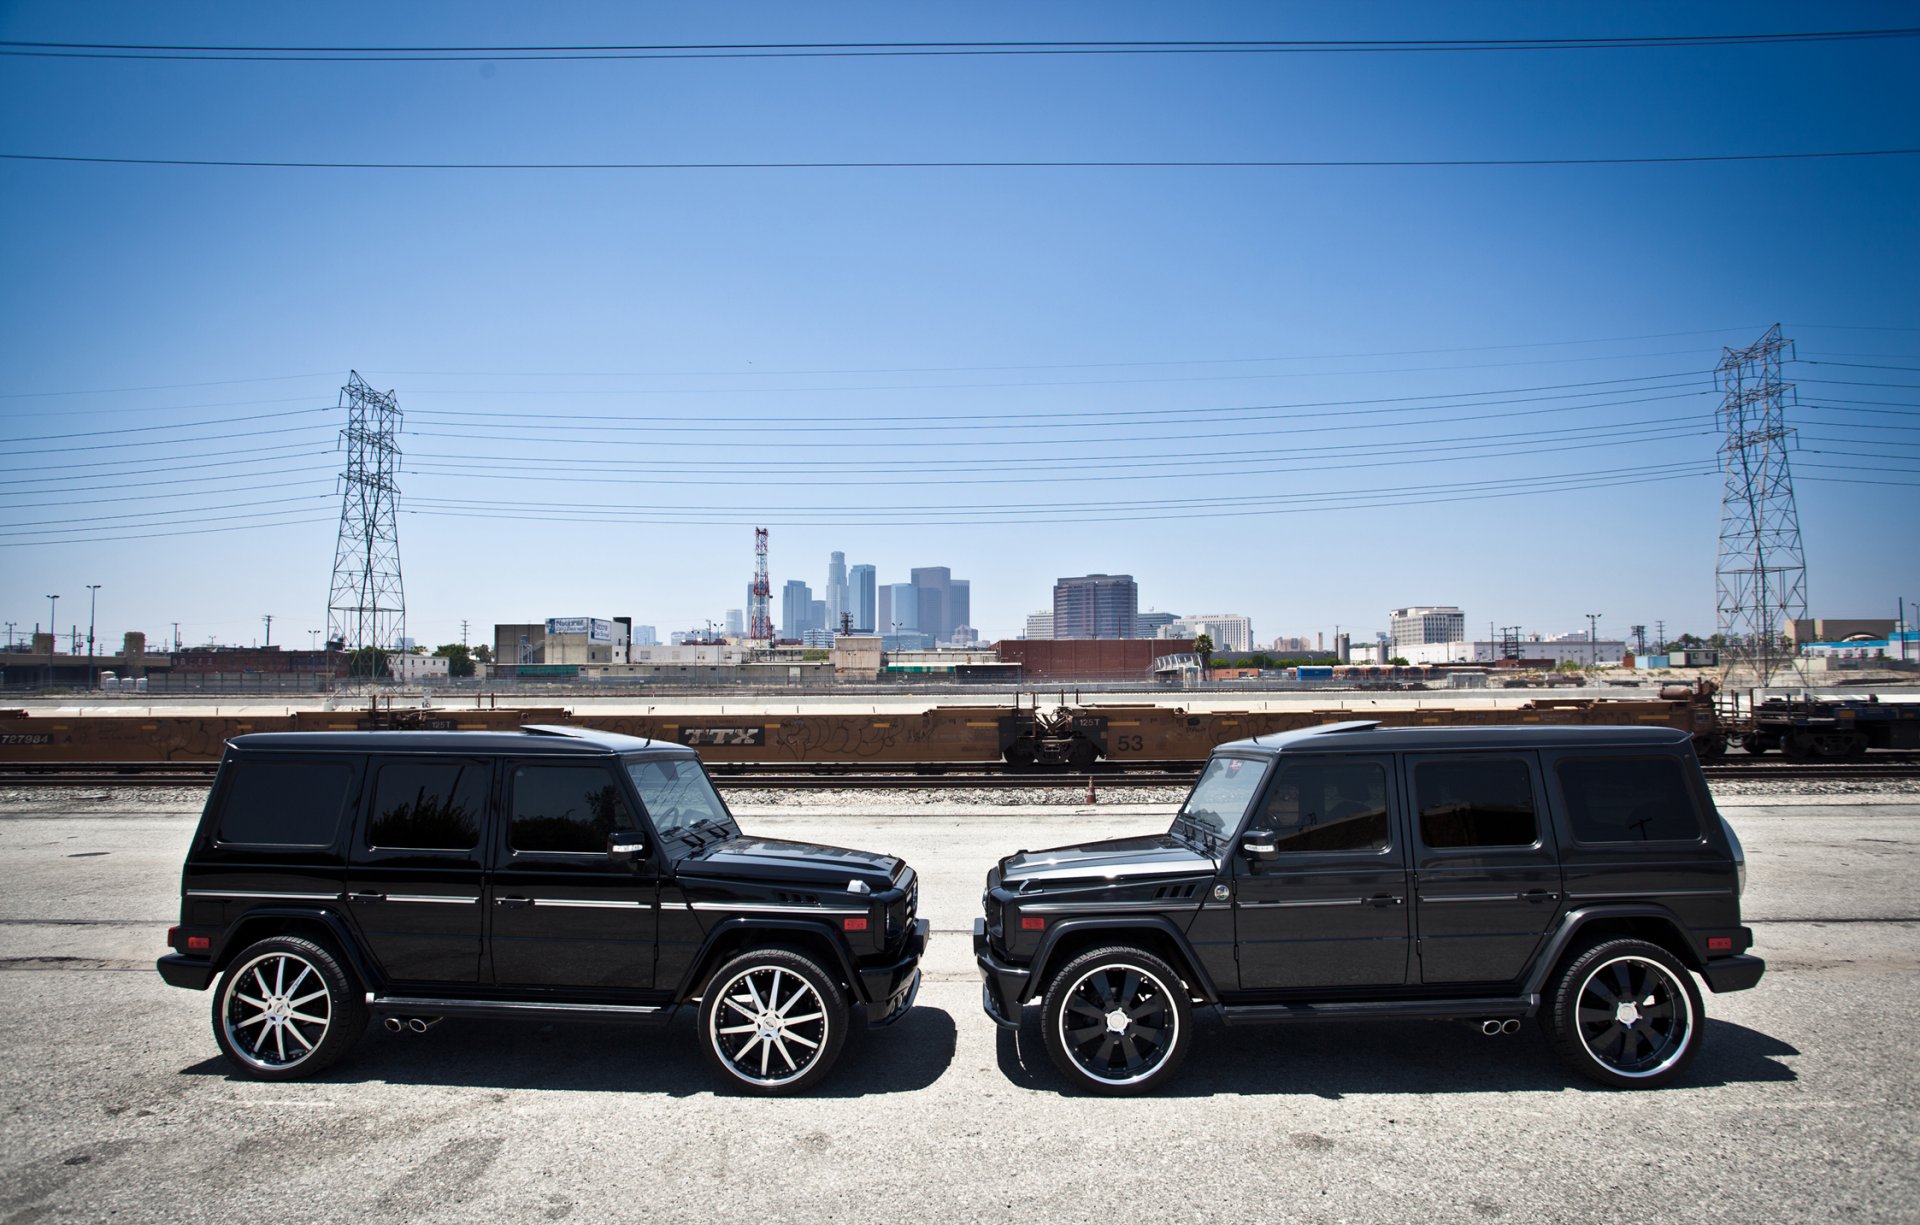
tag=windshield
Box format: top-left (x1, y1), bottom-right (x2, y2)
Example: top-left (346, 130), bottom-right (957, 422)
top-left (626, 757), bottom-right (738, 844)
top-left (1171, 756), bottom-right (1271, 843)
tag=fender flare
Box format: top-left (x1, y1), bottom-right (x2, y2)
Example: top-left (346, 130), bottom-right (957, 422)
top-left (1026, 914), bottom-right (1222, 1003)
top-left (213, 906), bottom-right (383, 993)
top-left (1522, 903), bottom-right (1697, 997)
top-left (676, 916), bottom-right (864, 1002)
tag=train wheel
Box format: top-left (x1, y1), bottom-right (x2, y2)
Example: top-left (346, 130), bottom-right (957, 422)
top-left (1694, 735), bottom-right (1727, 761)
top-left (1066, 738), bottom-right (1099, 773)
top-left (1004, 737), bottom-right (1037, 769)
top-left (1781, 734), bottom-right (1812, 760)
top-left (1739, 735), bottom-right (1771, 756)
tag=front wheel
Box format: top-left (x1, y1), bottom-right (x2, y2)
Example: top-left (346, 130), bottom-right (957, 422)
top-left (212, 935), bottom-right (365, 1080)
top-left (1040, 946), bottom-right (1192, 1095)
top-left (1548, 939), bottom-right (1703, 1088)
top-left (698, 948), bottom-right (848, 1094)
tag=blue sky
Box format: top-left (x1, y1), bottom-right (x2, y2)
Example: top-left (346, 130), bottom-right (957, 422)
top-left (3, 3), bottom-right (1916, 653)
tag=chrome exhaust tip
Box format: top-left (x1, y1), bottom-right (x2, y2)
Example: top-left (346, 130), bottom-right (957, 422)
top-left (408, 1017), bottom-right (442, 1034)
top-left (383, 1017), bottom-right (405, 1033)
top-left (1501, 1019), bottom-right (1521, 1036)
top-left (1480, 1019), bottom-right (1504, 1036)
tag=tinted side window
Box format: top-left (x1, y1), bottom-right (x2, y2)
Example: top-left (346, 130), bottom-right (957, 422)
top-left (1417, 759), bottom-right (1538, 849)
top-left (509, 765), bottom-right (636, 853)
top-left (1558, 756), bottom-right (1702, 843)
top-left (1261, 760), bottom-right (1390, 853)
top-left (367, 760), bottom-right (488, 850)
top-left (215, 760), bottom-right (352, 847)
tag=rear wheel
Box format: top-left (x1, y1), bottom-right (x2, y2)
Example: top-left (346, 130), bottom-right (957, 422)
top-left (699, 948), bottom-right (848, 1094)
top-left (1040, 946), bottom-right (1191, 1095)
top-left (1548, 938), bottom-right (1702, 1088)
top-left (212, 935), bottom-right (365, 1080)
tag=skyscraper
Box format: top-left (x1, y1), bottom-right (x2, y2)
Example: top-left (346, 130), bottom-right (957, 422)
top-left (825, 552), bottom-right (848, 631)
top-left (887, 583), bottom-right (919, 633)
top-left (950, 579), bottom-right (970, 637)
top-left (781, 580), bottom-right (813, 640)
top-left (1053, 574), bottom-right (1139, 639)
top-left (849, 564), bottom-right (877, 633)
top-left (911, 566), bottom-right (958, 641)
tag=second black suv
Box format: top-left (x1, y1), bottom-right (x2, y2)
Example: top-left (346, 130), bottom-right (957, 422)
top-left (158, 725), bottom-right (926, 1094)
top-left (975, 722), bottom-right (1762, 1094)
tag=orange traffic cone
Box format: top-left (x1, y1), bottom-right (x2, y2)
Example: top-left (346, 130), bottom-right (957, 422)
top-left (1085, 775), bottom-right (1096, 803)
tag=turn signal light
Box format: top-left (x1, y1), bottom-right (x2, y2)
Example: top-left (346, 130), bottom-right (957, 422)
top-left (1707, 936), bottom-right (1733, 951)
top-left (842, 917), bottom-right (868, 932)
top-left (1021, 916), bottom-right (1046, 931)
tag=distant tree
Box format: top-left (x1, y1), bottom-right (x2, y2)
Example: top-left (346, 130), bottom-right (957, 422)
top-left (472, 644), bottom-right (494, 663)
top-left (1389, 656), bottom-right (1410, 666)
top-left (344, 647), bottom-right (391, 679)
top-left (433, 643), bottom-right (476, 678)
top-left (1193, 632), bottom-right (1214, 670)
top-left (1671, 633), bottom-right (1707, 649)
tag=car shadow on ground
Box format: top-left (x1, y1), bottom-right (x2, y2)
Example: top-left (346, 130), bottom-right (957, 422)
top-left (995, 1013), bottom-right (1798, 1097)
top-left (178, 1004), bottom-right (958, 1099)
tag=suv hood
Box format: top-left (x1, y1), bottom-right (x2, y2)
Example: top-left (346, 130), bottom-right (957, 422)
top-left (999, 834), bottom-right (1216, 888)
top-left (678, 836), bottom-right (902, 892)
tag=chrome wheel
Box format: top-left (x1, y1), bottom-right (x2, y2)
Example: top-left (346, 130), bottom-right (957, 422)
top-left (707, 962), bottom-right (832, 1089)
top-left (1052, 958), bottom-right (1183, 1088)
top-left (1573, 955), bottom-right (1694, 1079)
top-left (220, 949), bottom-right (333, 1072)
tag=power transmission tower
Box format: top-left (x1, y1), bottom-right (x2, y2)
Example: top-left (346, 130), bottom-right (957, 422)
top-left (749, 527), bottom-right (773, 641)
top-left (1715, 325), bottom-right (1808, 689)
top-left (325, 372), bottom-right (407, 677)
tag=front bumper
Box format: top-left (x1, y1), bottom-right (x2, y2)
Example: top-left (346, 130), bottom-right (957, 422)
top-left (974, 918), bottom-right (1030, 1029)
top-left (859, 918), bottom-right (930, 1026)
top-left (1703, 953), bottom-right (1765, 993)
top-left (156, 953), bottom-right (215, 991)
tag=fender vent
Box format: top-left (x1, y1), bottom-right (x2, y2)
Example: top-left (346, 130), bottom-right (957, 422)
top-left (1152, 883), bottom-right (1200, 901)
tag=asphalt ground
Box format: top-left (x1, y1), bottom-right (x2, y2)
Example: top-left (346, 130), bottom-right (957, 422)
top-left (0, 790), bottom-right (1915, 1223)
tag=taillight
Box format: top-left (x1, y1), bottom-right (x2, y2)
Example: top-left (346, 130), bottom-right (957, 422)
top-left (1708, 936), bottom-right (1733, 952)
top-left (187, 936), bottom-right (211, 952)
top-left (167, 925), bottom-right (180, 949)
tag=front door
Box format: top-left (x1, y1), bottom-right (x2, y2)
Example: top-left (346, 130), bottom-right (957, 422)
top-left (344, 756), bottom-right (490, 985)
top-left (1234, 754), bottom-right (1411, 991)
top-left (1405, 752), bottom-right (1563, 985)
top-left (487, 760), bottom-right (658, 991)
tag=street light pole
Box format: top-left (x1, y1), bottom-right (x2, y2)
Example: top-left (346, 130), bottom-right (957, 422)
top-left (1587, 613), bottom-right (1601, 670)
top-left (86, 584), bottom-right (101, 688)
top-left (46, 594), bottom-right (59, 689)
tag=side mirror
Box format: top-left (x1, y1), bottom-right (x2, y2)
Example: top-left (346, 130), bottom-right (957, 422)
top-left (608, 831), bottom-right (648, 862)
top-left (1241, 829), bottom-right (1278, 859)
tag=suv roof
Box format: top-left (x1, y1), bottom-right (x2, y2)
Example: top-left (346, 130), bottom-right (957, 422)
top-left (225, 724), bottom-right (681, 756)
top-left (1219, 721), bottom-right (1693, 755)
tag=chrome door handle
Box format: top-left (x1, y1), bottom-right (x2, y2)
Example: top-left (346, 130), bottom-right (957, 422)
top-left (1364, 894), bottom-right (1403, 907)
top-left (1520, 890), bottom-right (1558, 903)
top-left (496, 896), bottom-right (534, 909)
top-left (347, 892), bottom-right (386, 905)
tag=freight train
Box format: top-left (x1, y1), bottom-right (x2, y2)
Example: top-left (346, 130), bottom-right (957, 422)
top-left (0, 687), bottom-right (1747, 768)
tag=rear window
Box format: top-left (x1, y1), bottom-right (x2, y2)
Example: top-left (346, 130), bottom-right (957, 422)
top-left (367, 760), bottom-right (488, 850)
top-left (215, 759), bottom-right (353, 847)
top-left (1558, 756), bottom-right (1703, 843)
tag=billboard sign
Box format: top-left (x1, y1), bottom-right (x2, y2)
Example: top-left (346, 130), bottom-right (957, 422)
top-left (546, 617), bottom-right (613, 643)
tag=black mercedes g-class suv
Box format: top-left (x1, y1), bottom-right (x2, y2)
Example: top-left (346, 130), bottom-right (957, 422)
top-left (158, 725), bottom-right (926, 1094)
top-left (975, 722), bottom-right (1762, 1094)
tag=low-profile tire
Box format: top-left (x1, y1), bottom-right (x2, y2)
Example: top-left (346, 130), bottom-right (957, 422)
top-left (211, 935), bottom-right (366, 1081)
top-left (1548, 938), bottom-right (1703, 1089)
top-left (699, 947), bottom-right (848, 1094)
top-left (1040, 946), bottom-right (1192, 1095)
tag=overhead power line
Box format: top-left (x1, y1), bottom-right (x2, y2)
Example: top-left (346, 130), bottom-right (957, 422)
top-left (5, 149), bottom-right (1916, 172)
top-left (2, 30), bottom-right (1913, 60)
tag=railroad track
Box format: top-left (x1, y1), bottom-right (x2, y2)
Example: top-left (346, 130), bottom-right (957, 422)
top-left (2, 757), bottom-right (1916, 789)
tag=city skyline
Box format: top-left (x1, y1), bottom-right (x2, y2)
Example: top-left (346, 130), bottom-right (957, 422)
top-left (3, 6), bottom-right (1914, 649)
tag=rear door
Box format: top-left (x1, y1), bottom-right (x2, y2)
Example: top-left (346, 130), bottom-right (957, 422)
top-left (1233, 754), bottom-right (1412, 991)
top-left (486, 759), bottom-right (659, 992)
top-left (1405, 752), bottom-right (1564, 985)
top-left (343, 756), bottom-right (490, 985)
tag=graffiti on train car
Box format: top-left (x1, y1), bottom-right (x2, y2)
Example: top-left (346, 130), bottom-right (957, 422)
top-left (681, 727), bottom-right (766, 746)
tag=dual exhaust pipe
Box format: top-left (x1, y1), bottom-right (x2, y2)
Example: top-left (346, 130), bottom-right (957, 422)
top-left (382, 1016), bottom-right (442, 1034)
top-left (1478, 1018), bottom-right (1522, 1037)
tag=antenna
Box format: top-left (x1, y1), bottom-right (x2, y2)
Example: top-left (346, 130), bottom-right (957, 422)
top-left (749, 527), bottom-right (773, 641)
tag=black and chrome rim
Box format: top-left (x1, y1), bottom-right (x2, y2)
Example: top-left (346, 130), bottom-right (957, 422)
top-left (1575, 955), bottom-right (1694, 1078)
top-left (708, 965), bottom-right (829, 1087)
top-left (221, 951), bottom-right (333, 1071)
top-left (1057, 961), bottom-right (1179, 1085)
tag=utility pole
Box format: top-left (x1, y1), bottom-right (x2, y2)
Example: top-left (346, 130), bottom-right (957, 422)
top-left (309, 629), bottom-right (320, 650)
top-left (172, 622), bottom-right (180, 652)
top-left (263, 614), bottom-right (273, 648)
top-left (85, 584), bottom-right (101, 687)
top-left (1587, 613), bottom-right (1601, 669)
top-left (46, 595), bottom-right (58, 689)
top-left (326, 371), bottom-right (407, 679)
top-left (1655, 619), bottom-right (1667, 654)
top-left (460, 619), bottom-right (469, 648)
top-left (4, 622), bottom-right (14, 652)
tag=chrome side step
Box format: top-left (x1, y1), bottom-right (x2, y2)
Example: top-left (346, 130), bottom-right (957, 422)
top-left (369, 995), bottom-right (674, 1024)
top-left (1216, 995), bottom-right (1538, 1026)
